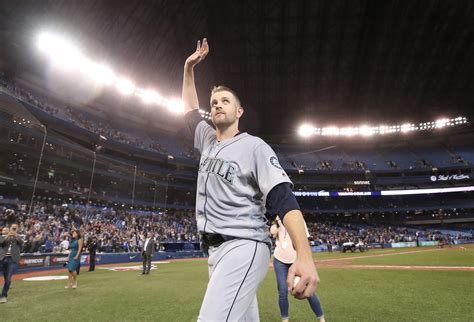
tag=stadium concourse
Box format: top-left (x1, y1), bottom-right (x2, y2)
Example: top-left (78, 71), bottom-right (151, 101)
top-left (1, 1), bottom-right (474, 321)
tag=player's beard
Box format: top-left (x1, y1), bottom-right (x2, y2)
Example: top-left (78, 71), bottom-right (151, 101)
top-left (212, 111), bottom-right (237, 130)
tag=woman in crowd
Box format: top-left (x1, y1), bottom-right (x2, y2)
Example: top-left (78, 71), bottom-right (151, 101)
top-left (65, 228), bottom-right (83, 289)
top-left (271, 216), bottom-right (325, 322)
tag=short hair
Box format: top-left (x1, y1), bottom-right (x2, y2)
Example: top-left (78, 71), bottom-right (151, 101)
top-left (211, 85), bottom-right (241, 107)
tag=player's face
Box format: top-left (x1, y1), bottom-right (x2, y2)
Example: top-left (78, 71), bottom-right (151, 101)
top-left (210, 91), bottom-right (243, 128)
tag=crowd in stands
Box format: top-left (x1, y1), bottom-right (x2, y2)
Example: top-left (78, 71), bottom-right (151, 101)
top-left (67, 108), bottom-right (133, 144)
top-left (1, 149), bottom-right (196, 208)
top-left (306, 221), bottom-right (472, 247)
top-left (1, 201), bottom-right (472, 255)
top-left (66, 107), bottom-right (171, 155)
top-left (3, 78), bottom-right (472, 172)
top-left (286, 146), bottom-right (471, 172)
top-left (3, 151), bottom-right (94, 196)
top-left (0, 79), bottom-right (194, 157)
top-left (1, 80), bottom-right (61, 118)
top-left (0, 203), bottom-right (198, 254)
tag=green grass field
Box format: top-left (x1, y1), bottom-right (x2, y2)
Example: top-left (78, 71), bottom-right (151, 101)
top-left (352, 247), bottom-right (474, 267)
top-left (2, 245), bottom-right (473, 321)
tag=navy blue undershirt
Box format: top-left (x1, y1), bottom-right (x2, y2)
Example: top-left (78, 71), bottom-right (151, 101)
top-left (265, 182), bottom-right (300, 221)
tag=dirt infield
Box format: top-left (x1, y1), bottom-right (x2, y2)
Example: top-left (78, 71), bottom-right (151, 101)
top-left (0, 257), bottom-right (207, 282)
top-left (3, 267), bottom-right (67, 282)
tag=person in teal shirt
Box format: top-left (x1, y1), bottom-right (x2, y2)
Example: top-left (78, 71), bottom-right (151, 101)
top-left (66, 229), bottom-right (83, 289)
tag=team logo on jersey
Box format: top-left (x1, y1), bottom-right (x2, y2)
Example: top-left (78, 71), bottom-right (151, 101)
top-left (269, 156), bottom-right (283, 170)
top-left (199, 157), bottom-right (236, 184)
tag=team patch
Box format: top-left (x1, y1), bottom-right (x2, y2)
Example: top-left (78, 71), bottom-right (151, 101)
top-left (269, 156), bottom-right (283, 169)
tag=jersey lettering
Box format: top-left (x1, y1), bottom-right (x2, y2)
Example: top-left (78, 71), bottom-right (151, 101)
top-left (199, 156), bottom-right (236, 184)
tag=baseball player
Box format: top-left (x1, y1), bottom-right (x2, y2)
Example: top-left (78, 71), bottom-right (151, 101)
top-left (182, 38), bottom-right (319, 321)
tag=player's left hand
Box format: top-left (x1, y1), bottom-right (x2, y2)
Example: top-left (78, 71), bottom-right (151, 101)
top-left (287, 256), bottom-right (320, 299)
top-left (185, 38), bottom-right (209, 68)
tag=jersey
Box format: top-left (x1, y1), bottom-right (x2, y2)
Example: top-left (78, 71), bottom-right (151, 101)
top-left (192, 116), bottom-right (292, 243)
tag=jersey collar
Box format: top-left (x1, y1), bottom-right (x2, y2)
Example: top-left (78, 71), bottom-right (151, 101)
top-left (217, 131), bottom-right (244, 144)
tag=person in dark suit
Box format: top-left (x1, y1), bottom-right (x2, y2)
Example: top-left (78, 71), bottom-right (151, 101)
top-left (87, 236), bottom-right (98, 272)
top-left (141, 232), bottom-right (155, 275)
top-left (0, 224), bottom-right (23, 304)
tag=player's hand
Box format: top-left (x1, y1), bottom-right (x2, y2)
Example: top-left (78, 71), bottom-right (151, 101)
top-left (185, 38), bottom-right (209, 68)
top-left (74, 256), bottom-right (79, 260)
top-left (287, 256), bottom-right (320, 299)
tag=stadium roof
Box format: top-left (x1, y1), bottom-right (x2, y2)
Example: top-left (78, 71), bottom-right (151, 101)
top-left (0, 0), bottom-right (473, 139)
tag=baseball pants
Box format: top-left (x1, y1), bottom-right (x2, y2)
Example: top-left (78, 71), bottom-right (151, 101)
top-left (198, 239), bottom-right (270, 322)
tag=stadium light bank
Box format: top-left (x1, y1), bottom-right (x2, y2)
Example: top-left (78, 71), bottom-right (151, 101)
top-left (298, 117), bottom-right (468, 138)
top-left (36, 32), bottom-right (184, 114)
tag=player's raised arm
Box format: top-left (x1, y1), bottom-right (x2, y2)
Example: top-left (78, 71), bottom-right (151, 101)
top-left (182, 38), bottom-right (209, 113)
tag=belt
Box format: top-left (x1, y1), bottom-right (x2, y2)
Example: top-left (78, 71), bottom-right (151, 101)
top-left (201, 233), bottom-right (236, 249)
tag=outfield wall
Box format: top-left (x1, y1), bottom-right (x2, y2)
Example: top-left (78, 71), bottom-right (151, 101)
top-left (391, 242), bottom-right (418, 248)
top-left (17, 240), bottom-right (474, 273)
top-left (17, 250), bottom-right (204, 273)
top-left (312, 240), bottom-right (474, 252)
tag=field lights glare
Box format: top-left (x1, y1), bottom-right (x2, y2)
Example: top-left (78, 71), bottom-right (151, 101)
top-left (298, 116), bottom-right (468, 138)
top-left (138, 89), bottom-right (161, 104)
top-left (298, 124), bottom-right (314, 137)
top-left (87, 64), bottom-right (116, 85)
top-left (116, 78), bottom-right (135, 95)
top-left (359, 126), bottom-right (374, 136)
top-left (36, 31), bottom-right (188, 114)
top-left (37, 32), bottom-right (86, 69)
top-left (167, 99), bottom-right (185, 114)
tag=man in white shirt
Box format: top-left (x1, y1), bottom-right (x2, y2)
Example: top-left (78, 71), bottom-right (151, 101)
top-left (59, 235), bottom-right (69, 253)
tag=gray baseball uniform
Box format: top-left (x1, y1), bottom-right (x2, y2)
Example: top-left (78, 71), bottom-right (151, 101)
top-left (189, 114), bottom-right (292, 321)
